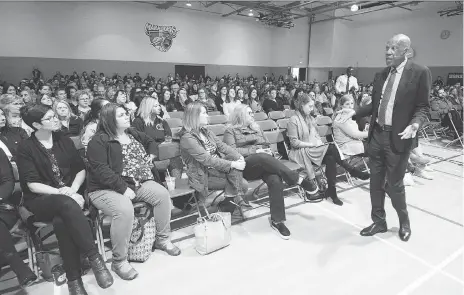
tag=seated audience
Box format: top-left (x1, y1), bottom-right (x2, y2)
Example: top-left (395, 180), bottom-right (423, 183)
top-left (75, 90), bottom-right (91, 120)
top-left (113, 90), bottom-right (137, 120)
top-left (332, 94), bottom-right (369, 156)
top-left (16, 104), bottom-right (113, 295)
top-left (287, 93), bottom-right (369, 206)
top-left (36, 94), bottom-right (54, 108)
top-left (0, 108), bottom-right (29, 162)
top-left (223, 88), bottom-right (241, 118)
top-left (80, 99), bottom-right (109, 150)
top-left (0, 148), bottom-right (37, 287)
top-left (53, 100), bottom-right (84, 137)
top-left (179, 102), bottom-right (249, 214)
top-left (215, 85), bottom-right (228, 114)
top-left (263, 87), bottom-right (284, 114)
top-left (86, 103), bottom-right (180, 281)
top-left (197, 87), bottom-right (217, 112)
top-left (223, 104), bottom-right (320, 239)
top-left (248, 88), bottom-right (263, 113)
top-left (132, 96), bottom-right (183, 178)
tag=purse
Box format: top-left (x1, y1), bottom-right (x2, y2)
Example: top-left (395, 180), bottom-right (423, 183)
top-left (193, 203), bottom-right (232, 255)
top-left (127, 204), bottom-right (156, 262)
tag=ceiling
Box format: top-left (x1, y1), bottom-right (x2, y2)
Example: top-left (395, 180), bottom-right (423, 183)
top-left (136, 1), bottom-right (463, 28)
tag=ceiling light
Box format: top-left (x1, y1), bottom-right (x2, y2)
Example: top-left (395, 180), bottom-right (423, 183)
top-left (350, 4), bottom-right (359, 12)
top-left (186, 2), bottom-right (192, 7)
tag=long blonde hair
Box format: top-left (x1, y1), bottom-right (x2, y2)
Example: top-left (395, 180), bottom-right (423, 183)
top-left (183, 101), bottom-right (205, 132)
top-left (137, 96), bottom-right (158, 125)
top-left (229, 104), bottom-right (250, 128)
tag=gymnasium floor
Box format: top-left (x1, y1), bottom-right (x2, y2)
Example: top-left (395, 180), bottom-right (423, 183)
top-left (1, 142), bottom-right (463, 295)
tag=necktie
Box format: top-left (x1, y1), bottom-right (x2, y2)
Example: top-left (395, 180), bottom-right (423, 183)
top-left (346, 76), bottom-right (350, 93)
top-left (377, 67), bottom-right (397, 126)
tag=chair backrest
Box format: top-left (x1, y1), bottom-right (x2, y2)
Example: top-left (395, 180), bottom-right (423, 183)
top-left (206, 124), bottom-right (226, 136)
top-left (269, 111), bottom-right (285, 121)
top-left (168, 111), bottom-right (184, 119)
top-left (208, 111), bottom-right (221, 116)
top-left (283, 105), bottom-right (291, 110)
top-left (316, 116), bottom-right (332, 125)
top-left (70, 136), bottom-right (84, 150)
top-left (165, 118), bottom-right (183, 128)
top-left (256, 120), bottom-right (278, 131)
top-left (284, 109), bottom-right (295, 118)
top-left (208, 115), bottom-right (228, 125)
top-left (316, 125), bottom-right (332, 138)
top-left (276, 118), bottom-right (289, 130)
top-left (253, 112), bottom-right (268, 121)
top-left (264, 130), bottom-right (285, 144)
top-left (158, 142), bottom-right (181, 161)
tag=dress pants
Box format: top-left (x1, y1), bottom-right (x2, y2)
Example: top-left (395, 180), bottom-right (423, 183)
top-left (242, 153), bottom-right (299, 223)
top-left (367, 124), bottom-right (410, 227)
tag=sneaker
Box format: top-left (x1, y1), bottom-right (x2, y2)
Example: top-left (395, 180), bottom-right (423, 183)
top-left (403, 173), bottom-right (415, 186)
top-left (300, 178), bottom-right (319, 195)
top-left (270, 220), bottom-right (291, 240)
top-left (414, 169), bottom-right (434, 180)
top-left (111, 260), bottom-right (138, 281)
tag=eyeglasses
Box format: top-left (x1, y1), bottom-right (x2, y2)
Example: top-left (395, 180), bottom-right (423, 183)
top-left (41, 115), bottom-right (59, 122)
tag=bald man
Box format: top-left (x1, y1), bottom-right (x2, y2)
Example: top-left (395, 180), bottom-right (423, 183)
top-left (341, 34), bottom-right (431, 241)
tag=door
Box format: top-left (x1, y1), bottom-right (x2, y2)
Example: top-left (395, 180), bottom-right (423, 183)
top-left (175, 65), bottom-right (205, 80)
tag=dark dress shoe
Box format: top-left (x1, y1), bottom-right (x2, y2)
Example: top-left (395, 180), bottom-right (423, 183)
top-left (399, 227), bottom-right (411, 242)
top-left (19, 273), bottom-right (37, 288)
top-left (88, 254), bottom-right (114, 289)
top-left (360, 222), bottom-right (388, 236)
top-left (68, 278), bottom-right (88, 295)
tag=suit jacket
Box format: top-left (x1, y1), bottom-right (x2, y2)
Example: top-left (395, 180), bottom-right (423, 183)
top-left (355, 60), bottom-right (431, 153)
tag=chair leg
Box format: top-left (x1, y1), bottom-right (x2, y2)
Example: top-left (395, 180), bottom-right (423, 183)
top-left (96, 217), bottom-right (107, 262)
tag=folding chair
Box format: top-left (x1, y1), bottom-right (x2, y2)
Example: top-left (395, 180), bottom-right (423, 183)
top-left (445, 109), bottom-right (464, 147)
top-left (283, 109), bottom-right (295, 118)
top-left (158, 142), bottom-right (197, 222)
top-left (166, 118), bottom-right (183, 129)
top-left (253, 112), bottom-right (268, 122)
top-left (276, 118), bottom-right (289, 131)
top-left (206, 124), bottom-right (226, 141)
top-left (323, 108), bottom-right (334, 116)
top-left (208, 111), bottom-right (221, 116)
top-left (171, 127), bottom-right (182, 140)
top-left (283, 105), bottom-right (291, 110)
top-left (268, 111), bottom-right (285, 121)
top-left (248, 130), bottom-right (304, 201)
top-left (208, 115), bottom-right (228, 125)
top-left (168, 111), bottom-right (184, 119)
top-left (256, 120), bottom-right (278, 132)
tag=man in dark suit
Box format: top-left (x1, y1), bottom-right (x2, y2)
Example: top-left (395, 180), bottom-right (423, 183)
top-left (341, 34), bottom-right (431, 242)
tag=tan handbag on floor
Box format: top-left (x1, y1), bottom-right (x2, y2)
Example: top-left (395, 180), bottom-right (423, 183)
top-left (193, 203), bottom-right (232, 255)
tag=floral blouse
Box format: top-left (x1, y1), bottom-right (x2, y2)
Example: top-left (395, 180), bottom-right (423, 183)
top-left (120, 134), bottom-right (154, 186)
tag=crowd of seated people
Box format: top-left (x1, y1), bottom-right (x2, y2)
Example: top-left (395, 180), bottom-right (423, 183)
top-left (0, 68), bottom-right (461, 294)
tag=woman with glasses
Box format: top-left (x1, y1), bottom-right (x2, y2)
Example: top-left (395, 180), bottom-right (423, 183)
top-left (86, 103), bottom-right (180, 281)
top-left (223, 104), bottom-right (319, 239)
top-left (197, 87), bottom-right (217, 112)
top-left (76, 90), bottom-right (92, 120)
top-left (53, 100), bottom-right (84, 137)
top-left (17, 104), bottom-right (113, 295)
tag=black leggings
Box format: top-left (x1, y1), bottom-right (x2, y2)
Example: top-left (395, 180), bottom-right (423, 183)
top-left (242, 153), bottom-right (299, 223)
top-left (0, 220), bottom-right (33, 279)
top-left (25, 194), bottom-right (98, 281)
top-left (322, 144), bottom-right (350, 189)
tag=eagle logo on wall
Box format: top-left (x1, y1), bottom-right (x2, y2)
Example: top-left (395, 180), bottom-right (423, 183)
top-left (145, 22), bottom-right (179, 52)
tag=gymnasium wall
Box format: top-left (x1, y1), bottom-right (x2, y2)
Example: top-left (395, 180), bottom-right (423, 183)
top-left (0, 1), bottom-right (308, 83)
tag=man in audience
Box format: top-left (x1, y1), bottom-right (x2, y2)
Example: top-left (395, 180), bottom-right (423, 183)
top-left (263, 87), bottom-right (284, 114)
top-left (335, 66), bottom-right (359, 97)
